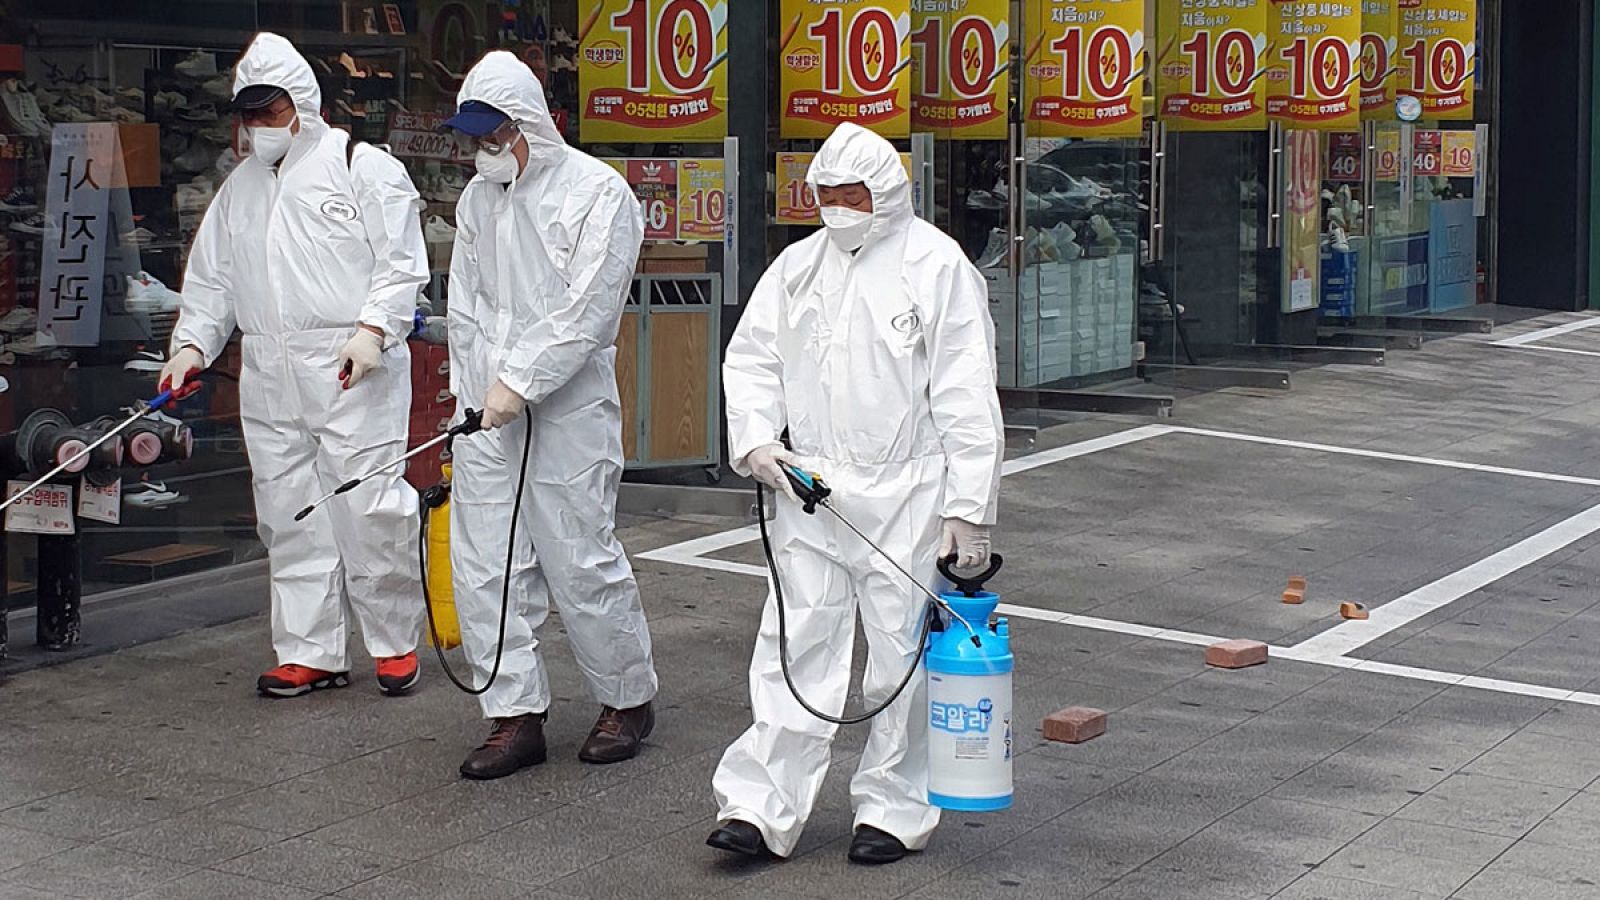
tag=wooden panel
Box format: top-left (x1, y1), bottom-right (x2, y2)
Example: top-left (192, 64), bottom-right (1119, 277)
top-left (648, 312), bottom-right (709, 461)
top-left (616, 311), bottom-right (640, 463)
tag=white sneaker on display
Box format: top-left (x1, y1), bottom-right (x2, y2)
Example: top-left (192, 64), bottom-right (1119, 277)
top-left (124, 348), bottom-right (166, 372)
top-left (125, 271), bottom-right (183, 313)
top-left (176, 103), bottom-right (218, 123)
top-left (424, 215), bottom-right (457, 244)
top-left (436, 172), bottom-right (467, 202)
top-left (201, 75), bottom-right (233, 99)
top-left (176, 180), bottom-right (214, 212)
top-left (154, 90), bottom-right (187, 115)
top-left (176, 51), bottom-right (218, 78)
top-left (1331, 225), bottom-right (1350, 252)
top-left (125, 485), bottom-right (185, 509)
top-left (122, 226), bottom-right (159, 246)
top-left (9, 213), bottom-right (45, 236)
top-left (0, 307), bottom-right (37, 333)
top-left (974, 229), bottom-right (1008, 269)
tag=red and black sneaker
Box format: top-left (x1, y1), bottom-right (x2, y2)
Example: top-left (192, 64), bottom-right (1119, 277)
top-left (256, 664), bottom-right (350, 698)
top-left (375, 652), bottom-right (420, 696)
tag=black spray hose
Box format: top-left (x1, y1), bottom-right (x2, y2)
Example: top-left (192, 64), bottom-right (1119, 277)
top-left (757, 481), bottom-right (937, 726)
top-left (420, 410), bottom-right (533, 695)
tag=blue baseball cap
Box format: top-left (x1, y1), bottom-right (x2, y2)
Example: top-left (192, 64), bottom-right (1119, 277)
top-left (440, 100), bottom-right (510, 136)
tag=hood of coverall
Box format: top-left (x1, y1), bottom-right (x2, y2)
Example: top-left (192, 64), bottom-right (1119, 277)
top-left (455, 51), bottom-right (567, 175)
top-left (806, 122), bottom-right (914, 253)
top-left (232, 32), bottom-right (326, 141)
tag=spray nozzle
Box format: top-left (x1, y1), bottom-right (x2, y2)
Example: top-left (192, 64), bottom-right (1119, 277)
top-left (780, 462), bottom-right (830, 515)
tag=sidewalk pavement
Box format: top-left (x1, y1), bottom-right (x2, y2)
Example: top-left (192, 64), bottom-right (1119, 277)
top-left (6, 312), bottom-right (1600, 898)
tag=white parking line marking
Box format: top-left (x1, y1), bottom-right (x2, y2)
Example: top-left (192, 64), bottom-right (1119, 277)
top-left (1492, 315), bottom-right (1600, 347)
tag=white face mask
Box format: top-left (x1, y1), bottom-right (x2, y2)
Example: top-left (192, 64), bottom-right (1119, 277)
top-left (247, 125), bottom-right (294, 165)
top-left (475, 133), bottom-right (524, 184)
top-left (820, 205), bottom-right (872, 251)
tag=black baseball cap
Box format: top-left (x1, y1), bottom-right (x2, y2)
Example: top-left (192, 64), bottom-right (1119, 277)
top-left (233, 84), bottom-right (288, 111)
top-left (440, 100), bottom-right (510, 136)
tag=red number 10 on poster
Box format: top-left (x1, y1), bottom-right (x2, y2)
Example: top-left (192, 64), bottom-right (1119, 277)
top-left (779, 0), bottom-right (912, 139)
top-left (579, 0), bottom-right (730, 142)
top-left (1026, 0), bottom-right (1145, 138)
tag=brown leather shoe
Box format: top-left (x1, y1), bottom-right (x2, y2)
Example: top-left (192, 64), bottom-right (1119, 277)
top-left (460, 713), bottom-right (547, 780)
top-left (578, 702), bottom-right (654, 764)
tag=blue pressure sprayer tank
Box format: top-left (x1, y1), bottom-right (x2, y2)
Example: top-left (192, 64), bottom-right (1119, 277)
top-left (926, 555), bottom-right (1012, 812)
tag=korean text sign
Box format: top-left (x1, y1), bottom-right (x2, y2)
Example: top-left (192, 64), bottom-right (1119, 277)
top-left (1026, 0), bottom-right (1146, 138)
top-left (1397, 0), bottom-right (1474, 120)
top-left (580, 0), bottom-right (730, 141)
top-left (779, 0), bottom-right (913, 139)
top-left (1266, 1), bottom-right (1361, 131)
top-left (1158, 0), bottom-right (1269, 132)
top-left (911, 0), bottom-right (1010, 140)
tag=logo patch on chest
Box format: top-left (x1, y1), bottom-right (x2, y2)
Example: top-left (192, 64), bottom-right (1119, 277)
top-left (891, 310), bottom-right (921, 335)
top-left (320, 199), bottom-right (359, 222)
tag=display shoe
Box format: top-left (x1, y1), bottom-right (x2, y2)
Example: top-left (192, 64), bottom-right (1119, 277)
top-left (375, 652), bottom-right (420, 696)
top-left (175, 50), bottom-right (219, 78)
top-left (974, 228), bottom-right (1008, 269)
top-left (706, 820), bottom-right (772, 858)
top-left (9, 212), bottom-right (45, 236)
top-left (848, 825), bottom-right (908, 865)
top-left (460, 713), bottom-right (547, 779)
top-left (578, 702), bottom-right (654, 764)
top-left (0, 185), bottom-right (37, 212)
top-left (424, 215), bottom-right (457, 244)
top-left (257, 663), bottom-right (350, 698)
top-left (125, 271), bottom-right (183, 312)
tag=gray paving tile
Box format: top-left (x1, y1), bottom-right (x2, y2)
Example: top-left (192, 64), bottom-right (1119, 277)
top-left (197, 781), bottom-right (380, 836)
top-left (1477, 836), bottom-right (1600, 892)
top-left (1269, 753), bottom-right (1450, 817)
top-left (333, 861), bottom-right (562, 900)
top-left (549, 824), bottom-right (784, 900)
top-left (430, 801), bottom-right (684, 886)
top-left (129, 868), bottom-right (320, 900)
top-left (0, 824), bottom-right (79, 874)
top-left (1524, 791), bottom-right (1600, 851)
top-left (1, 845), bottom-right (193, 897)
top-left (1272, 872), bottom-right (1444, 899)
top-left (1464, 730), bottom-right (1600, 789)
top-left (1395, 773), bottom-right (1575, 838)
top-left (98, 810), bottom-right (290, 867)
top-left (309, 780), bottom-right (544, 861)
top-left (273, 739), bottom-right (460, 808)
top-left (1523, 705), bottom-right (1600, 743)
top-left (1452, 867), bottom-right (1600, 900)
top-left (0, 787), bottom-right (183, 842)
top-left (215, 837), bottom-right (405, 894)
top-left (1313, 820), bottom-right (1506, 895)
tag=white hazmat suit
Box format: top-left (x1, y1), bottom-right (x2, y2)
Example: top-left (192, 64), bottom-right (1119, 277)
top-left (446, 53), bottom-right (657, 719)
top-left (712, 123), bottom-right (1005, 857)
top-left (172, 33), bottom-right (428, 673)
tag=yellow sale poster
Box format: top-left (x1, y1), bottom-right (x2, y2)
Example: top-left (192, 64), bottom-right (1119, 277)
top-left (678, 158), bottom-right (726, 240)
top-left (779, 0), bottom-right (913, 139)
top-left (1157, 0), bottom-right (1270, 132)
top-left (1266, 1), bottom-right (1361, 131)
top-left (1397, 0), bottom-right (1475, 120)
top-left (910, 0), bottom-right (1009, 140)
top-left (1025, 0), bottom-right (1146, 138)
top-left (1442, 130), bottom-right (1476, 177)
top-left (579, 0), bottom-right (730, 142)
top-left (1360, 0), bottom-right (1400, 119)
top-left (1373, 128), bottom-right (1401, 179)
top-left (775, 151), bottom-right (912, 225)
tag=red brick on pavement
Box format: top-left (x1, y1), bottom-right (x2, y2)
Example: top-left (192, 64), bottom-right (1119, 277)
top-left (1043, 707), bottom-right (1107, 744)
top-left (1205, 639), bottom-right (1269, 669)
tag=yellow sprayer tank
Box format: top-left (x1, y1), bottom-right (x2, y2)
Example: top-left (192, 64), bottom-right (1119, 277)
top-left (425, 464), bottom-right (461, 649)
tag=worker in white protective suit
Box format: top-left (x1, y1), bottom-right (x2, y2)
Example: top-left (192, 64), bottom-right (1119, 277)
top-left (707, 123), bottom-right (1005, 865)
top-left (158, 32), bottom-right (429, 699)
top-left (439, 52), bottom-right (658, 780)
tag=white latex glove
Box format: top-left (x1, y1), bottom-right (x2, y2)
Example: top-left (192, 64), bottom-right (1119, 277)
top-left (158, 345), bottom-right (205, 395)
top-left (482, 379), bottom-right (526, 430)
top-left (746, 442), bottom-right (798, 503)
top-left (337, 327), bottom-right (385, 389)
top-left (939, 518), bottom-right (992, 570)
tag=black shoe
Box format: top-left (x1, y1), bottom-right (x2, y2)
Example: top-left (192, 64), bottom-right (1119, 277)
top-left (578, 702), bottom-right (654, 764)
top-left (459, 714), bottom-right (547, 780)
top-left (707, 819), bottom-right (771, 858)
top-left (848, 825), bottom-right (908, 865)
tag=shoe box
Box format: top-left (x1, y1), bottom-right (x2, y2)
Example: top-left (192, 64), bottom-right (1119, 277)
top-left (988, 255), bottom-right (1137, 384)
top-left (405, 341), bottom-right (451, 490)
top-left (1320, 245), bottom-right (1360, 318)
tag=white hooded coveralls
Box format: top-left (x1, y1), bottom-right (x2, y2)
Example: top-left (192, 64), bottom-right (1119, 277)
top-left (712, 123), bottom-right (1005, 856)
top-left (173, 33), bottom-right (428, 672)
top-left (446, 52), bottom-right (657, 719)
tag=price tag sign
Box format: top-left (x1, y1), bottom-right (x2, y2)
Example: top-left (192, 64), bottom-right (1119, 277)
top-left (1442, 130), bottom-right (1476, 177)
top-left (1158, 0), bottom-right (1269, 131)
top-left (580, 0), bottom-right (729, 142)
top-left (1397, 0), bottom-right (1476, 121)
top-left (677, 159), bottom-right (726, 241)
top-left (1326, 133), bottom-right (1364, 183)
top-left (1025, 0), bottom-right (1145, 138)
top-left (387, 112), bottom-right (468, 161)
top-left (1361, 0), bottom-right (1401, 119)
top-left (78, 477), bottom-right (121, 525)
top-left (5, 481), bottom-right (75, 535)
top-left (774, 151), bottom-right (913, 226)
top-left (912, 0), bottom-right (1009, 140)
top-left (1267, 1), bottom-right (1362, 131)
top-left (779, 0), bottom-right (912, 139)
top-left (1413, 130), bottom-right (1443, 176)
top-left (1374, 128), bottom-right (1401, 179)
